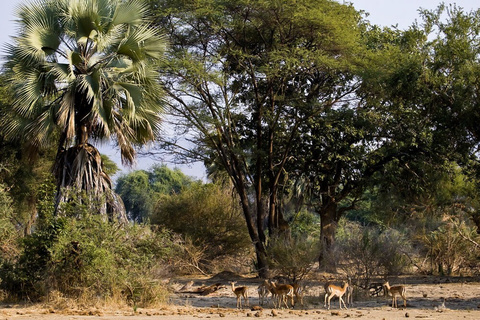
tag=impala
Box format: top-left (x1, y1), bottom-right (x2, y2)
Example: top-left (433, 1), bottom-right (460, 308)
top-left (292, 282), bottom-right (305, 307)
top-left (324, 281), bottom-right (349, 310)
top-left (383, 281), bottom-right (407, 308)
top-left (345, 284), bottom-right (354, 307)
top-left (257, 279), bottom-right (270, 306)
top-left (268, 281), bottom-right (295, 309)
top-left (230, 281), bottom-right (249, 309)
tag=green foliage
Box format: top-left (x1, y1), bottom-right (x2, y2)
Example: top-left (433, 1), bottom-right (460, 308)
top-left (115, 165), bottom-right (194, 222)
top-left (148, 165), bottom-right (194, 195)
top-left (412, 5), bottom-right (480, 177)
top-left (0, 183), bottom-right (13, 219)
top-left (101, 155), bottom-right (120, 177)
top-left (115, 170), bottom-right (153, 222)
top-left (290, 210), bottom-right (320, 239)
top-left (1, 193), bottom-right (178, 305)
top-left (48, 216), bottom-right (176, 305)
top-left (0, 183), bottom-right (19, 262)
top-left (151, 182), bottom-right (251, 266)
top-left (36, 179), bottom-right (56, 229)
top-left (363, 163), bottom-right (480, 230)
top-left (0, 218), bottom-right (66, 300)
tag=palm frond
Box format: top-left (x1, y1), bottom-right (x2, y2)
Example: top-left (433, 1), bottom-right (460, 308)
top-left (17, 0), bottom-right (62, 55)
top-left (57, 89), bottom-right (76, 141)
top-left (112, 0), bottom-right (148, 26)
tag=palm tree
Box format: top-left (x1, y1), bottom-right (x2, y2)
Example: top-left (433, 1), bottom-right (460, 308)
top-left (2, 0), bottom-right (167, 220)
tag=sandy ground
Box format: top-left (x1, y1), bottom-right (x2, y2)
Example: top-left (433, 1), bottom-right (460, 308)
top-left (2, 275), bottom-right (480, 320)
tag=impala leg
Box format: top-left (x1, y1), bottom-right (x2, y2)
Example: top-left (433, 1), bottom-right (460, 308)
top-left (327, 295), bottom-right (333, 310)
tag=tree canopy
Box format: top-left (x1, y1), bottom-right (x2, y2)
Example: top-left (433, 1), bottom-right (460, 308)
top-left (146, 0), bottom-right (480, 274)
top-left (148, 0), bottom-right (371, 275)
top-left (115, 164), bottom-right (194, 222)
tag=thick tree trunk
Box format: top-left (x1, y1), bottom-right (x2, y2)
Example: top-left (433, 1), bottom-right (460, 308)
top-left (235, 176), bottom-right (270, 278)
top-left (319, 202), bottom-right (339, 271)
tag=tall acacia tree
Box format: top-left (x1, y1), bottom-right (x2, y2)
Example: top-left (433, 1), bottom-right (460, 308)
top-left (2, 0), bottom-right (167, 218)
top-left (298, 4), bottom-right (480, 266)
top-left (287, 24), bottom-right (437, 265)
top-left (148, 0), bottom-right (367, 275)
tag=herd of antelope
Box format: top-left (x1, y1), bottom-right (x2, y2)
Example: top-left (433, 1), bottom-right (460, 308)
top-left (229, 279), bottom-right (407, 310)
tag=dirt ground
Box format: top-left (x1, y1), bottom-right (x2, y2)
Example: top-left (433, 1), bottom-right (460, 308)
top-left (2, 274), bottom-right (480, 320)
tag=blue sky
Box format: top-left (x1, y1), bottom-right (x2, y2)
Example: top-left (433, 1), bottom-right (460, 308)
top-left (0, 0), bottom-right (479, 179)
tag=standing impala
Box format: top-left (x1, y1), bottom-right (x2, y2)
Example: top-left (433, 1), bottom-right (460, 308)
top-left (383, 281), bottom-right (407, 308)
top-left (230, 281), bottom-right (249, 309)
top-left (268, 281), bottom-right (295, 309)
top-left (292, 282), bottom-right (304, 307)
top-left (257, 279), bottom-right (270, 306)
top-left (324, 281), bottom-right (349, 310)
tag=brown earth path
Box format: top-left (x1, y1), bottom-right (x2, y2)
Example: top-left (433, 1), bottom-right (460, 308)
top-left (2, 275), bottom-right (480, 320)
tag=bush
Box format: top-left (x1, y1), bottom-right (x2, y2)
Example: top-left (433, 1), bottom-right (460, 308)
top-left (0, 217), bottom-right (65, 300)
top-left (0, 180), bottom-right (57, 301)
top-left (266, 234), bottom-right (319, 282)
top-left (420, 213), bottom-right (479, 275)
top-left (48, 216), bottom-right (176, 306)
top-left (0, 183), bottom-right (19, 261)
top-left (151, 182), bottom-right (252, 272)
top-left (0, 193), bottom-right (180, 306)
top-left (335, 220), bottom-right (413, 284)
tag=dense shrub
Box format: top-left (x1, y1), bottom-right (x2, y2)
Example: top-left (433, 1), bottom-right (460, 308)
top-left (151, 182), bottom-right (252, 272)
top-left (266, 234), bottom-right (319, 282)
top-left (0, 193), bottom-right (180, 306)
top-left (419, 213), bottom-right (479, 275)
top-left (0, 183), bottom-right (18, 261)
top-left (0, 217), bottom-right (65, 300)
top-left (0, 184), bottom-right (20, 300)
top-left (48, 216), bottom-right (177, 306)
top-left (335, 220), bottom-right (413, 284)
